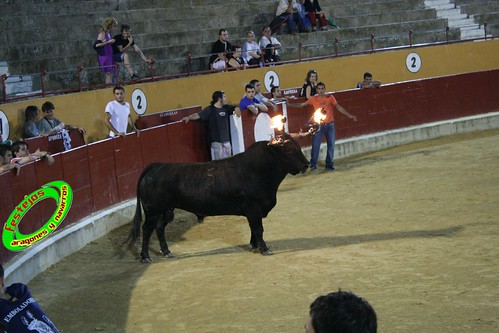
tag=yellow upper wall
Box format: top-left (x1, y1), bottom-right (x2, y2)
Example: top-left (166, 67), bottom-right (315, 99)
top-left (1, 39), bottom-right (498, 142)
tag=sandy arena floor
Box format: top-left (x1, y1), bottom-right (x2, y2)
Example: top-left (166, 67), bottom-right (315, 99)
top-left (28, 129), bottom-right (499, 332)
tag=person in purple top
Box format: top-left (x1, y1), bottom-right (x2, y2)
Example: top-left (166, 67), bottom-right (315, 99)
top-left (94, 17), bottom-right (117, 84)
top-left (0, 264), bottom-right (59, 332)
top-left (239, 84), bottom-right (268, 115)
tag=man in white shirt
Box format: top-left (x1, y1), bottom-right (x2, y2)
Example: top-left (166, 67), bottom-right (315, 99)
top-left (104, 86), bottom-right (140, 138)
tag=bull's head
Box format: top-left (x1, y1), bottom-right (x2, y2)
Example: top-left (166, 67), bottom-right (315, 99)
top-left (268, 134), bottom-right (309, 174)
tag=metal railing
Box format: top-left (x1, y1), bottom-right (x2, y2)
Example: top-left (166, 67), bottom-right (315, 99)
top-left (0, 26), bottom-right (495, 104)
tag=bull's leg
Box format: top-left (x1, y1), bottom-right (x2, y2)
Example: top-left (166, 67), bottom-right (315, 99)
top-left (247, 216), bottom-right (273, 256)
top-left (249, 231), bottom-right (258, 252)
top-left (156, 209), bottom-right (175, 258)
top-left (140, 213), bottom-right (160, 263)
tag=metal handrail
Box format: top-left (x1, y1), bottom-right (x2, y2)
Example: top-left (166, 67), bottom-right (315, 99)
top-left (0, 26), bottom-right (495, 104)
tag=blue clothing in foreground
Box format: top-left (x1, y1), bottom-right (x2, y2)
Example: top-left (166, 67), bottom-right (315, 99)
top-left (0, 283), bottom-right (59, 333)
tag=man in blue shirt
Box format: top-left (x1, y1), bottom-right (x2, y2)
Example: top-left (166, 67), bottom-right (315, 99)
top-left (239, 84), bottom-right (268, 115)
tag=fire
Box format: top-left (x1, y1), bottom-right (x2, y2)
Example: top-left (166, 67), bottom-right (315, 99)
top-left (313, 108), bottom-right (327, 124)
top-left (270, 115), bottom-right (286, 131)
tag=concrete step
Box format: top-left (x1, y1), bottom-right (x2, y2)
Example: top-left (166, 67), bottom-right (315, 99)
top-left (325, 0), bottom-right (426, 17)
top-left (459, 3), bottom-right (499, 15)
top-left (335, 8), bottom-right (438, 27)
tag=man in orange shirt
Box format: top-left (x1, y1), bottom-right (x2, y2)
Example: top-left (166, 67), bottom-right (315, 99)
top-left (287, 82), bottom-right (357, 170)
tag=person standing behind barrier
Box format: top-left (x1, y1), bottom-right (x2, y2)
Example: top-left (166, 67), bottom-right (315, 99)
top-left (94, 17), bottom-right (117, 84)
top-left (209, 29), bottom-right (232, 70)
top-left (0, 264), bottom-right (59, 332)
top-left (259, 26), bottom-right (282, 64)
top-left (249, 79), bottom-right (277, 112)
top-left (357, 72), bottom-right (382, 89)
top-left (288, 82), bottom-right (357, 170)
top-left (305, 290), bottom-right (377, 333)
top-left (182, 91), bottom-right (241, 160)
top-left (104, 86), bottom-right (140, 138)
top-left (112, 24), bottom-right (154, 80)
top-left (239, 84), bottom-right (268, 115)
top-left (301, 69), bottom-right (318, 99)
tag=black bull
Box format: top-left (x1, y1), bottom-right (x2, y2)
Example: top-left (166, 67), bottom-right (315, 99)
top-left (123, 135), bottom-right (309, 263)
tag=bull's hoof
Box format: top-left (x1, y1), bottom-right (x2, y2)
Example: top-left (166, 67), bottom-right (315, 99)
top-left (249, 245), bottom-right (259, 253)
top-left (261, 249), bottom-right (273, 256)
top-left (140, 257), bottom-right (153, 263)
top-left (160, 250), bottom-right (175, 258)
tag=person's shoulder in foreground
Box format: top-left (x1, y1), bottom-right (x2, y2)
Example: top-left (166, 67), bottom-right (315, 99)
top-left (0, 264), bottom-right (60, 332)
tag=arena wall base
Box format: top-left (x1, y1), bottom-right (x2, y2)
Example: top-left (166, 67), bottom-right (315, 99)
top-left (5, 200), bottom-right (136, 284)
top-left (6, 112), bottom-right (499, 284)
top-left (304, 112), bottom-right (499, 162)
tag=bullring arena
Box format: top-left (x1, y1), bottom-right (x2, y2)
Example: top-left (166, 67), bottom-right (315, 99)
top-left (1, 2), bottom-right (499, 331)
top-left (26, 127), bottom-right (499, 332)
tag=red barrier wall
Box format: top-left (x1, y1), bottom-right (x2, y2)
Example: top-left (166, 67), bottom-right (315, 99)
top-left (0, 70), bottom-right (497, 264)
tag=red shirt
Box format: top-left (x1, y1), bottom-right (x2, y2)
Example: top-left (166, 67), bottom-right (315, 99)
top-left (306, 94), bottom-right (337, 123)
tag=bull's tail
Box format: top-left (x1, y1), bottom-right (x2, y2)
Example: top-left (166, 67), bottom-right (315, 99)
top-left (121, 195), bottom-right (143, 248)
top-left (121, 164), bottom-right (156, 248)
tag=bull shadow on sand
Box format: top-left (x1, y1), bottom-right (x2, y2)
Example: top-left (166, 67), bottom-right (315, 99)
top-left (148, 225), bottom-right (464, 260)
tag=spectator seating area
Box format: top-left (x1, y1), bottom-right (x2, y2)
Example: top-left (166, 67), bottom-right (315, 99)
top-left (0, 0), bottom-right (497, 91)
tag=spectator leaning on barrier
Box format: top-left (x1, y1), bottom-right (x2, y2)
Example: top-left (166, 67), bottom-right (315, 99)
top-left (0, 144), bottom-right (20, 175)
top-left (104, 85), bottom-right (140, 138)
top-left (0, 264), bottom-right (60, 333)
top-left (182, 91), bottom-right (241, 161)
top-left (249, 79), bottom-right (277, 112)
top-left (239, 84), bottom-right (268, 116)
top-left (357, 72), bottom-right (381, 89)
top-left (112, 24), bottom-right (154, 80)
top-left (10, 140), bottom-right (54, 166)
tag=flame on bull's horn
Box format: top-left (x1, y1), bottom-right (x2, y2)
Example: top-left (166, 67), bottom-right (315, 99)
top-left (313, 108), bottom-right (327, 124)
top-left (270, 115), bottom-right (287, 131)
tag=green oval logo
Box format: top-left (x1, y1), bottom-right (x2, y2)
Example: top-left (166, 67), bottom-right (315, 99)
top-left (2, 181), bottom-right (73, 251)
